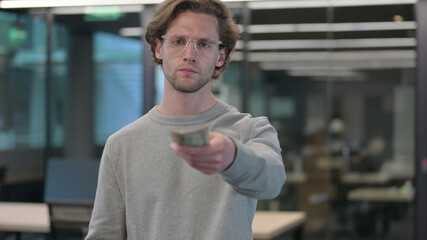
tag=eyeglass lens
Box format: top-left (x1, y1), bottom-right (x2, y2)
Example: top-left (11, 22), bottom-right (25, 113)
top-left (163, 35), bottom-right (220, 56)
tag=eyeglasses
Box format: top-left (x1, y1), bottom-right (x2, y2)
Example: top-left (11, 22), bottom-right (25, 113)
top-left (161, 34), bottom-right (222, 57)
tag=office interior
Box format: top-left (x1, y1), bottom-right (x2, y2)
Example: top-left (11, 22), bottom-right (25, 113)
top-left (0, 0), bottom-right (426, 239)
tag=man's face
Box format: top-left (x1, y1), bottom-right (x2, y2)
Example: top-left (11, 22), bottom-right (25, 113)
top-left (155, 11), bottom-right (226, 94)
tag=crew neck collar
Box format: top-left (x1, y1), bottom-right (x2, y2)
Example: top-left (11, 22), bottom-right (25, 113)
top-left (148, 100), bottom-right (228, 126)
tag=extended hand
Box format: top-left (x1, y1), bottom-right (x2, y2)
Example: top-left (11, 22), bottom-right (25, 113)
top-left (170, 132), bottom-right (237, 175)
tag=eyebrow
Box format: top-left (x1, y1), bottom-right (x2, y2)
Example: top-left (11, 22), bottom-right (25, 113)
top-left (166, 33), bottom-right (218, 40)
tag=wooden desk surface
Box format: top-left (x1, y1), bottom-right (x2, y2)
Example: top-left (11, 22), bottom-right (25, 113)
top-left (252, 211), bottom-right (306, 240)
top-left (348, 187), bottom-right (414, 202)
top-left (0, 202), bottom-right (50, 233)
top-left (342, 172), bottom-right (390, 184)
top-left (316, 157), bottom-right (344, 170)
top-left (286, 173), bottom-right (307, 183)
top-left (4, 171), bottom-right (44, 185)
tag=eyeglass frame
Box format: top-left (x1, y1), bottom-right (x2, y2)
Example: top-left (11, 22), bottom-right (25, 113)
top-left (160, 34), bottom-right (223, 57)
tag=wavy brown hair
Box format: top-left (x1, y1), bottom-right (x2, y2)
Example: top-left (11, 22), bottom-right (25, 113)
top-left (145, 0), bottom-right (240, 79)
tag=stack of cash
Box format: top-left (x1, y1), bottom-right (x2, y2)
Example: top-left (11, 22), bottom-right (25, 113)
top-left (170, 125), bottom-right (209, 146)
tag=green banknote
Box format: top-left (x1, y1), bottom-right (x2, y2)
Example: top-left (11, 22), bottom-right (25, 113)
top-left (170, 125), bottom-right (209, 146)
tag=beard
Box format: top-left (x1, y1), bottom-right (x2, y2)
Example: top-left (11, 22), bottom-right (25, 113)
top-left (167, 74), bottom-right (210, 93)
top-left (162, 61), bottom-right (216, 94)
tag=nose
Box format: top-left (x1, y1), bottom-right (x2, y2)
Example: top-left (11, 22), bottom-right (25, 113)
top-left (183, 41), bottom-right (197, 63)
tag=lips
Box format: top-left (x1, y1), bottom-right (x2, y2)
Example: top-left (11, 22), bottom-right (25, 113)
top-left (179, 67), bottom-right (197, 74)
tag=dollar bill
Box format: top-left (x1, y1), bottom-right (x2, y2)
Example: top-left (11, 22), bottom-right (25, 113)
top-left (170, 125), bottom-right (209, 146)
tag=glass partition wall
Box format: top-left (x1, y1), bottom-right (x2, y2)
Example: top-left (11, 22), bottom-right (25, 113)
top-left (0, 10), bottom-right (69, 201)
top-left (0, 7), bottom-right (144, 202)
top-left (222, 2), bottom-right (416, 239)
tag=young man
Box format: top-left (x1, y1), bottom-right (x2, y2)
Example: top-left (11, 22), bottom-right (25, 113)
top-left (85, 0), bottom-right (285, 239)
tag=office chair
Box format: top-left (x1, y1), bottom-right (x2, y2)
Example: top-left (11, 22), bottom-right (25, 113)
top-left (0, 166), bottom-right (8, 240)
top-left (0, 166), bottom-right (6, 199)
top-left (44, 158), bottom-right (100, 240)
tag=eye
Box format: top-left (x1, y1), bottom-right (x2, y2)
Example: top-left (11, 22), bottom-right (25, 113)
top-left (171, 37), bottom-right (187, 46)
top-left (197, 39), bottom-right (212, 49)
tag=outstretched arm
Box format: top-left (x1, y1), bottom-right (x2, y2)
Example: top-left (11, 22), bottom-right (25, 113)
top-left (171, 117), bottom-right (286, 200)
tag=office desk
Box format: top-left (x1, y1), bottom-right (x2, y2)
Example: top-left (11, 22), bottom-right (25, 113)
top-left (342, 173), bottom-right (390, 185)
top-left (316, 157), bottom-right (344, 170)
top-left (3, 171), bottom-right (44, 186)
top-left (347, 187), bottom-right (413, 236)
top-left (0, 202), bottom-right (50, 234)
top-left (252, 211), bottom-right (306, 240)
top-left (348, 187), bottom-right (414, 202)
top-left (286, 173), bottom-right (307, 184)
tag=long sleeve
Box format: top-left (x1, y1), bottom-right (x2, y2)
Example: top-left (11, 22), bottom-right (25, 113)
top-left (220, 117), bottom-right (286, 200)
top-left (85, 140), bottom-right (127, 240)
top-left (85, 102), bottom-right (285, 239)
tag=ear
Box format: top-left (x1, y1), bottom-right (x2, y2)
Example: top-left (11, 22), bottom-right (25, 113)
top-left (155, 39), bottom-right (163, 60)
top-left (215, 48), bottom-right (227, 68)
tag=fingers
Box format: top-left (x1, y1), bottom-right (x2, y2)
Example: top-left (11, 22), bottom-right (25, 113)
top-left (170, 142), bottom-right (215, 157)
top-left (170, 132), bottom-right (225, 157)
top-left (170, 132), bottom-right (235, 174)
top-left (170, 142), bottom-right (223, 167)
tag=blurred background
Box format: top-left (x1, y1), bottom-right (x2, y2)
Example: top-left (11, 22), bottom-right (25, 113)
top-left (0, 0), bottom-right (426, 239)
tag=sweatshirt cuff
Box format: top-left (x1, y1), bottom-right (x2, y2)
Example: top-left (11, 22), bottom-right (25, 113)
top-left (221, 138), bottom-right (253, 182)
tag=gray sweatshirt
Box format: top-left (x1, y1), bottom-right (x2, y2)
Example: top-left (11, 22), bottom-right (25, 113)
top-left (85, 100), bottom-right (285, 240)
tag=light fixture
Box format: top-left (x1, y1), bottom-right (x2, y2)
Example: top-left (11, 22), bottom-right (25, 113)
top-left (0, 0), bottom-right (161, 8)
top-left (287, 69), bottom-right (365, 79)
top-left (121, 21), bottom-right (416, 38)
top-left (235, 38), bottom-right (416, 50)
top-left (233, 50), bottom-right (417, 74)
top-left (239, 21), bottom-right (416, 34)
top-left (232, 50), bottom-right (416, 62)
top-left (0, 0), bottom-right (263, 9)
top-left (258, 59), bottom-right (416, 70)
top-left (29, 5), bottom-right (144, 15)
top-left (119, 27), bottom-right (144, 37)
top-left (248, 0), bottom-right (416, 10)
top-left (0, 0), bottom-right (415, 9)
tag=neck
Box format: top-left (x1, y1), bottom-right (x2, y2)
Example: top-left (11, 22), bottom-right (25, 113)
top-left (157, 82), bottom-right (218, 116)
